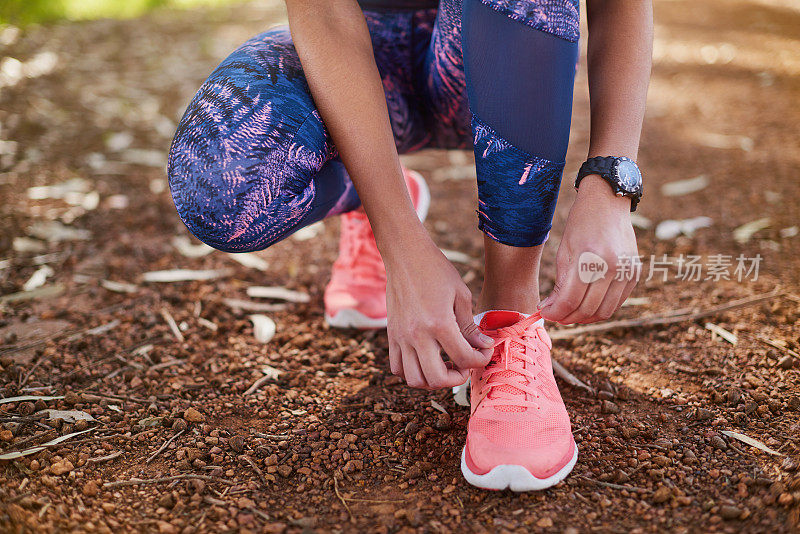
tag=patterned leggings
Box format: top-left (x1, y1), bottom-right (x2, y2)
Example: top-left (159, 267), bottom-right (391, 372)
top-left (167, 0), bottom-right (579, 251)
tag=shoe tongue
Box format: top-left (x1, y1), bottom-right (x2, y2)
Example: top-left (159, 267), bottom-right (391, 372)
top-left (479, 311), bottom-right (530, 413)
top-left (478, 310), bottom-right (526, 331)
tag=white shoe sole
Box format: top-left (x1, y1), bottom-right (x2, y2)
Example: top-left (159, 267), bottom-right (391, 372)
top-left (325, 169), bottom-right (430, 331)
top-left (325, 309), bottom-right (388, 330)
top-left (460, 444), bottom-right (578, 492)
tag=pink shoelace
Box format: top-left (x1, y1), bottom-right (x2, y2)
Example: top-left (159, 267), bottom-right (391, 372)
top-left (335, 211), bottom-right (386, 284)
top-left (477, 313), bottom-right (548, 411)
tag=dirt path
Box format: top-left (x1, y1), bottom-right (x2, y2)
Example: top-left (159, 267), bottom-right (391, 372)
top-left (1, 1), bottom-right (799, 532)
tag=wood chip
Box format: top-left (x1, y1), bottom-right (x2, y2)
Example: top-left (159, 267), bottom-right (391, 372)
top-left (246, 286), bottom-right (310, 303)
top-left (250, 315), bottom-right (276, 343)
top-left (227, 253), bottom-right (269, 271)
top-left (142, 269), bottom-right (232, 282)
top-left (733, 218), bottom-right (770, 244)
top-left (661, 175), bottom-right (709, 197)
top-left (171, 235), bottom-right (213, 258)
top-left (705, 322), bottom-right (737, 345)
top-left (721, 431), bottom-right (783, 456)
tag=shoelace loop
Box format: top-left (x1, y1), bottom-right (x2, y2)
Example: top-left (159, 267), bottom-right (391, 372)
top-left (478, 314), bottom-right (548, 411)
top-left (336, 213), bottom-right (385, 283)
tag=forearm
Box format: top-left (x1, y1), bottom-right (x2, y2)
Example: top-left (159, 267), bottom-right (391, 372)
top-left (586, 0), bottom-right (653, 159)
top-left (286, 1), bottom-right (429, 258)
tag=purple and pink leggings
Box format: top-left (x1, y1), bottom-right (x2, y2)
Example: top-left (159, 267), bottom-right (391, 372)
top-left (167, 0), bottom-right (579, 251)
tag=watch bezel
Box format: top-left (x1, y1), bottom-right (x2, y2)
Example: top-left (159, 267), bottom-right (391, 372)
top-left (611, 156), bottom-right (643, 196)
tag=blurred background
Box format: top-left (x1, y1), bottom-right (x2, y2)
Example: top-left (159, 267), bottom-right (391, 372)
top-left (1, 1), bottom-right (799, 532)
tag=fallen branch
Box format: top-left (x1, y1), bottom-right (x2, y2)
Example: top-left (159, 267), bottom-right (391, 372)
top-left (103, 474), bottom-right (234, 489)
top-left (161, 308), bottom-right (184, 343)
top-left (579, 475), bottom-right (646, 493)
top-left (333, 475), bottom-right (354, 523)
top-left (549, 290), bottom-right (783, 340)
top-left (243, 375), bottom-right (273, 396)
top-left (88, 451), bottom-right (123, 464)
top-left (146, 429), bottom-right (185, 464)
top-left (552, 359), bottom-right (595, 395)
top-left (241, 455), bottom-right (268, 486)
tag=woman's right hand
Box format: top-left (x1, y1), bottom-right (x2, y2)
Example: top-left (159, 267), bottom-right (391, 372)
top-left (383, 238), bottom-right (494, 390)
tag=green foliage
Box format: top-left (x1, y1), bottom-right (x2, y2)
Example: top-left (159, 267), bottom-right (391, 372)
top-left (0, 0), bottom-right (241, 26)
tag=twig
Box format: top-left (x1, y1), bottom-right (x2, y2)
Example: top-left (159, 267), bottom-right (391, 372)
top-left (549, 290), bottom-right (783, 340)
top-left (552, 359), bottom-right (595, 395)
top-left (755, 335), bottom-right (800, 358)
top-left (161, 308), bottom-right (185, 343)
top-left (146, 430), bottom-right (185, 464)
top-left (241, 455), bottom-right (268, 486)
top-left (579, 475), bottom-right (646, 492)
top-left (333, 475), bottom-right (354, 523)
top-left (103, 474), bottom-right (234, 489)
top-left (244, 375), bottom-right (273, 396)
top-left (88, 451), bottom-right (123, 464)
top-left (252, 432), bottom-right (290, 440)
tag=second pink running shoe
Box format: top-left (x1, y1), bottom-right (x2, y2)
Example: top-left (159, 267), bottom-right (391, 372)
top-left (324, 168), bottom-right (430, 329)
top-left (461, 310), bottom-right (578, 491)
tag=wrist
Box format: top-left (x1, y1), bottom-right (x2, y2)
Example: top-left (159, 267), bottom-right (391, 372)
top-left (576, 174), bottom-right (632, 212)
top-left (374, 218), bottom-right (436, 266)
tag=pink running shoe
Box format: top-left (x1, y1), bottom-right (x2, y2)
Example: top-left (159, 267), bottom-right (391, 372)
top-left (461, 310), bottom-right (578, 491)
top-left (324, 168), bottom-right (430, 329)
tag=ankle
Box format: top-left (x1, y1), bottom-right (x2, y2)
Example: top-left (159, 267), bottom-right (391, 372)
top-left (477, 288), bottom-right (540, 315)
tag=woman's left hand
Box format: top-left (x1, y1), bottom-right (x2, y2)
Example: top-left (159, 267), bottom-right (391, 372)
top-left (539, 174), bottom-right (641, 324)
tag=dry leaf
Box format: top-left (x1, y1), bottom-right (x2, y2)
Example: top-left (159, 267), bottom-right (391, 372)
top-left (172, 235), bottom-right (213, 258)
top-left (13, 237), bottom-right (47, 252)
top-left (452, 378), bottom-right (470, 407)
top-left (705, 323), bottom-right (737, 345)
top-left (0, 284), bottom-right (65, 304)
top-left (0, 395), bottom-right (64, 405)
top-left (37, 409), bottom-right (96, 423)
top-left (655, 217), bottom-right (713, 240)
top-left (100, 279), bottom-right (139, 293)
top-left (630, 213), bottom-right (652, 230)
top-left (721, 431), bottom-right (783, 456)
top-left (246, 286), bottom-right (310, 303)
top-left (142, 269), bottom-right (231, 282)
top-left (441, 249), bottom-right (474, 264)
top-left (0, 429), bottom-right (93, 461)
top-left (22, 265), bottom-right (54, 291)
top-left (661, 175), bottom-right (709, 197)
top-left (28, 221), bottom-right (91, 242)
top-left (291, 221), bottom-right (324, 241)
top-left (222, 298), bottom-right (288, 313)
top-left (430, 400), bottom-right (448, 414)
top-left (227, 253), bottom-right (269, 271)
top-left (250, 315), bottom-right (276, 343)
top-left (733, 218), bottom-right (770, 244)
top-left (261, 365), bottom-right (283, 380)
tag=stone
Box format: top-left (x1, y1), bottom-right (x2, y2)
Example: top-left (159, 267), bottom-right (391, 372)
top-left (183, 408), bottom-right (205, 422)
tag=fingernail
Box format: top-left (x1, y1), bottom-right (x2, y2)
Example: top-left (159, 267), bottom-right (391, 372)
top-left (479, 333), bottom-right (494, 345)
top-left (538, 296), bottom-right (552, 309)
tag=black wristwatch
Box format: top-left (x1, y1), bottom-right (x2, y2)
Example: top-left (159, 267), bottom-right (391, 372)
top-left (575, 156), bottom-right (643, 211)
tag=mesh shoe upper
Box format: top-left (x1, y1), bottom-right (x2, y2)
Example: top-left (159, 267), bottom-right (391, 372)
top-left (466, 310), bottom-right (575, 479)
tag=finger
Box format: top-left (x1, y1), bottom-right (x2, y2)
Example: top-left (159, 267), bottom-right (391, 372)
top-left (540, 265), bottom-right (590, 324)
top-left (416, 339), bottom-right (470, 389)
top-left (389, 342), bottom-right (403, 378)
top-left (593, 281), bottom-right (628, 321)
top-left (454, 290), bottom-right (494, 351)
top-left (437, 318), bottom-right (492, 370)
top-left (561, 274), bottom-right (613, 324)
top-left (401, 345), bottom-right (428, 389)
top-left (617, 276), bottom-right (638, 309)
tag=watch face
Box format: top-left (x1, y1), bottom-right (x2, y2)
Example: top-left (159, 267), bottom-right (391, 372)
top-left (616, 159), bottom-right (642, 192)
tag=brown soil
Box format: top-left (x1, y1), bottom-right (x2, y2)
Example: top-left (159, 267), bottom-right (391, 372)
top-left (1, 0), bottom-right (799, 532)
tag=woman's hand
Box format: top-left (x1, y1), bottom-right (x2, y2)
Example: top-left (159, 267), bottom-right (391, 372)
top-left (384, 237), bottom-right (493, 390)
top-left (539, 175), bottom-right (641, 324)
